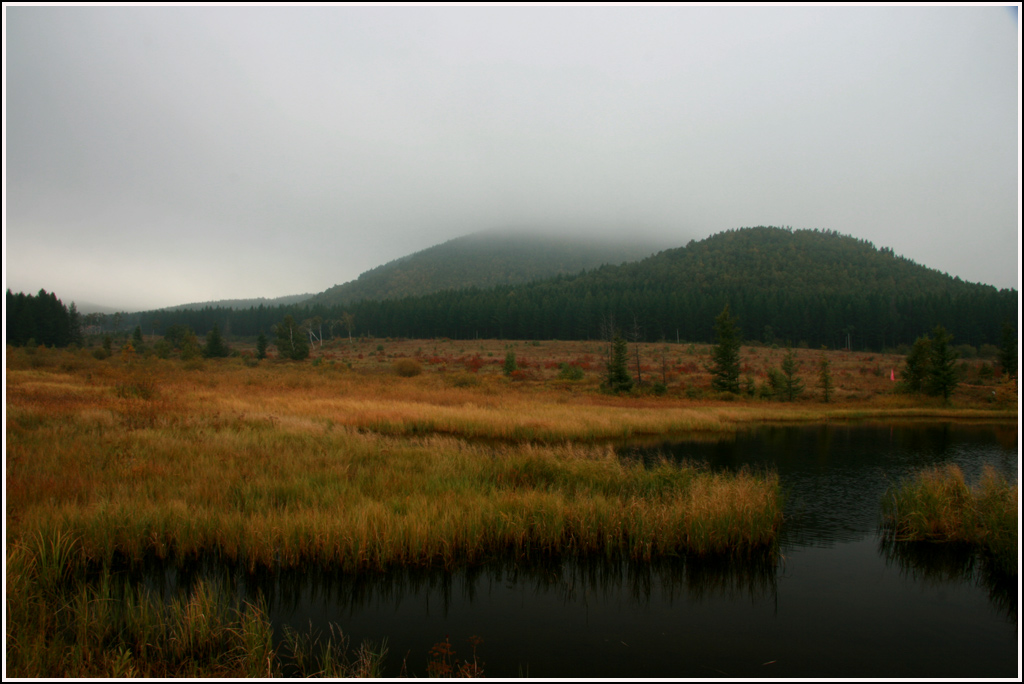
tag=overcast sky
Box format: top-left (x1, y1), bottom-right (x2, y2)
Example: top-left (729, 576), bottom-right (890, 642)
top-left (4, 5), bottom-right (1020, 312)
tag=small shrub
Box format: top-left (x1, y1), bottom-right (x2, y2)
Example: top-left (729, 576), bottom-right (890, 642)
top-left (557, 362), bottom-right (585, 381)
top-left (446, 373), bottom-right (480, 388)
top-left (978, 363), bottom-right (994, 381)
top-left (978, 344), bottom-right (1000, 360)
top-left (955, 343), bottom-right (977, 359)
top-left (393, 359), bottom-right (422, 377)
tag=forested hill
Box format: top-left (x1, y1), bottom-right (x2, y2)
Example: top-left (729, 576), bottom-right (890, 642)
top-left (159, 293), bottom-right (315, 312)
top-left (120, 226), bottom-right (1015, 352)
top-left (308, 229), bottom-right (674, 307)
top-left (341, 226), bottom-right (1017, 350)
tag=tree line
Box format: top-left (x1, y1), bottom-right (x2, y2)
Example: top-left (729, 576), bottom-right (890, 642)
top-left (6, 289), bottom-right (83, 348)
top-left (103, 227), bottom-right (1013, 352)
top-left (18, 227), bottom-right (1017, 354)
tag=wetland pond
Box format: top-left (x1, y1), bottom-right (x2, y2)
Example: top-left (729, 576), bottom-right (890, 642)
top-left (140, 421), bottom-right (1019, 678)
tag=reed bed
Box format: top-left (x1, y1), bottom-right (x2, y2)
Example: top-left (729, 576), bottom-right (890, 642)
top-left (7, 353), bottom-right (785, 676)
top-left (10, 351), bottom-right (1011, 573)
top-left (881, 464), bottom-right (1018, 575)
top-left (7, 354), bottom-right (785, 576)
top-left (9, 422), bottom-right (783, 569)
top-left (9, 346), bottom-right (1010, 676)
top-left (4, 551), bottom-right (387, 678)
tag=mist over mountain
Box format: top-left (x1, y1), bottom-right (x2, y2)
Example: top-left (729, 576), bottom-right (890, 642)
top-left (309, 228), bottom-right (678, 307)
top-left (340, 226), bottom-right (1017, 349)
top-left (116, 226), bottom-right (1017, 353)
top-left (158, 294), bottom-right (315, 312)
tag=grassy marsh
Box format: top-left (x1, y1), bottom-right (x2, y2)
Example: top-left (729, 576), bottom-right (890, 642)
top-left (6, 342), bottom-right (1016, 676)
top-left (881, 464), bottom-right (1018, 575)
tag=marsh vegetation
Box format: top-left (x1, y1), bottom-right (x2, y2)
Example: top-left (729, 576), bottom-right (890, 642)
top-left (5, 340), bottom-right (1017, 676)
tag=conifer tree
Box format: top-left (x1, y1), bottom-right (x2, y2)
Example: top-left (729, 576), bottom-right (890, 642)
top-left (179, 329), bottom-right (202, 360)
top-left (818, 354), bottom-right (833, 403)
top-left (899, 335), bottom-right (931, 393)
top-left (202, 323), bottom-right (231, 358)
top-left (503, 351), bottom-right (518, 376)
top-left (710, 305), bottom-right (741, 394)
top-left (132, 325), bottom-right (145, 354)
top-left (605, 336), bottom-right (634, 393)
top-left (924, 325), bottom-right (958, 401)
top-left (256, 332), bottom-right (268, 360)
top-left (998, 321), bottom-right (1017, 379)
top-left (779, 349), bottom-right (805, 401)
top-left (68, 302), bottom-right (84, 347)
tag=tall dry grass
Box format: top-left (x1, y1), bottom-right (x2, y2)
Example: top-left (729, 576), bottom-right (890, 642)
top-left (7, 351), bottom-right (787, 573)
top-left (9, 345), bottom-right (1010, 676)
top-left (881, 464), bottom-right (1018, 575)
top-left (4, 551), bottom-right (386, 678)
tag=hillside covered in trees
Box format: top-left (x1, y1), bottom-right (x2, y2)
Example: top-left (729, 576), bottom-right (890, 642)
top-left (6, 289), bottom-right (84, 348)
top-left (337, 227), bottom-right (1015, 349)
top-left (159, 293), bottom-right (315, 312)
top-left (309, 229), bottom-right (674, 307)
top-left (101, 227), bottom-right (1017, 352)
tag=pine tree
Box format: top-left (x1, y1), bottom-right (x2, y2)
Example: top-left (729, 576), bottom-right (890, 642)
top-left (924, 325), bottom-right (958, 401)
top-left (132, 325), bottom-right (146, 354)
top-left (179, 329), bottom-right (202, 360)
top-left (779, 349), bottom-right (805, 401)
top-left (604, 336), bottom-right (634, 393)
top-left (202, 323), bottom-right (231, 358)
top-left (710, 305), bottom-right (741, 393)
top-left (899, 335), bottom-right (931, 393)
top-left (67, 302), bottom-right (84, 347)
top-left (503, 351), bottom-right (518, 376)
top-left (998, 321), bottom-right (1017, 379)
top-left (818, 354), bottom-right (833, 403)
top-left (256, 332), bottom-right (268, 360)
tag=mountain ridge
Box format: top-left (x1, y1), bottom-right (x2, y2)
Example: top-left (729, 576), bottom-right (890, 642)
top-left (308, 228), bottom-right (678, 307)
top-left (110, 226), bottom-right (1015, 351)
top-left (339, 226), bottom-right (1016, 349)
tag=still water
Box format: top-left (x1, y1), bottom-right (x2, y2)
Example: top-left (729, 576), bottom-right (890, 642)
top-left (159, 421), bottom-right (1020, 678)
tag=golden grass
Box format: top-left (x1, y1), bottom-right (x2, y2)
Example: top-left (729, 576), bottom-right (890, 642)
top-left (6, 343), bottom-right (1013, 677)
top-left (6, 350), bottom-right (794, 571)
top-left (4, 551), bottom-right (386, 678)
top-left (6, 343), bottom-right (1012, 570)
top-left (882, 464), bottom-right (1018, 574)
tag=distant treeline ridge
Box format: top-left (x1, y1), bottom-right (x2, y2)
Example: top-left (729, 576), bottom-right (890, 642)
top-left (9, 228), bottom-right (1017, 352)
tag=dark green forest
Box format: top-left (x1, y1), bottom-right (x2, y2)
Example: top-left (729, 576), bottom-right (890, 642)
top-left (11, 227), bottom-right (1018, 352)
top-left (6, 289), bottom-right (84, 348)
top-left (309, 229), bottom-right (672, 307)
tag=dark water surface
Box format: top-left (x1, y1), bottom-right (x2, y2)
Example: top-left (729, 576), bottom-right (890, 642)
top-left (162, 421), bottom-right (1020, 678)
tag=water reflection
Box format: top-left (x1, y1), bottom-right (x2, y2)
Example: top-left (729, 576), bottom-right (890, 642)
top-left (878, 538), bottom-right (1018, 624)
top-left (98, 421), bottom-right (1017, 677)
top-left (134, 551), bottom-right (781, 616)
top-left (618, 420), bottom-right (1018, 549)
